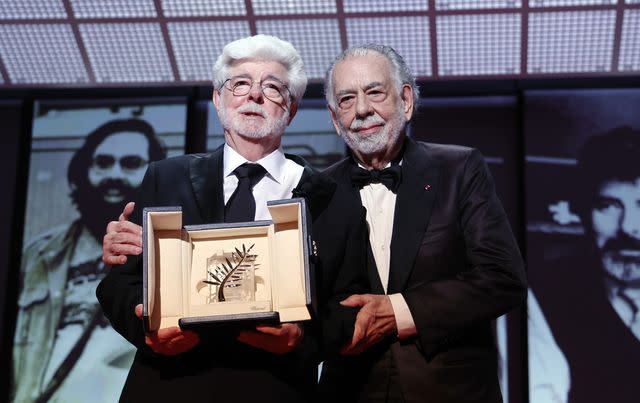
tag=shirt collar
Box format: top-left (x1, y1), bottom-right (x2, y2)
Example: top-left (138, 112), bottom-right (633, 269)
top-left (223, 143), bottom-right (287, 184)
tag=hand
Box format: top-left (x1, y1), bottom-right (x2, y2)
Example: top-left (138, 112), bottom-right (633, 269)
top-left (237, 323), bottom-right (304, 354)
top-left (339, 294), bottom-right (397, 355)
top-left (134, 304), bottom-right (200, 356)
top-left (103, 201), bottom-right (143, 265)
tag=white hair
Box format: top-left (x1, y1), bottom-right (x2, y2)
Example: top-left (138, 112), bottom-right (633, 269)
top-left (212, 35), bottom-right (308, 103)
top-left (324, 44), bottom-right (419, 112)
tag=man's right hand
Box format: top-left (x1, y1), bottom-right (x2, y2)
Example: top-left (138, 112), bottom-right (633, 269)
top-left (134, 304), bottom-right (200, 355)
top-left (103, 201), bottom-right (143, 265)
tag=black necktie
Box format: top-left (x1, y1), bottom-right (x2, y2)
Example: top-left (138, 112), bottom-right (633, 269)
top-left (350, 164), bottom-right (402, 192)
top-left (225, 163), bottom-right (266, 222)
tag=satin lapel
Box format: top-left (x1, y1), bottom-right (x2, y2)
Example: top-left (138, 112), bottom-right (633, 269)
top-left (387, 138), bottom-right (441, 294)
top-left (331, 158), bottom-right (364, 210)
top-left (331, 158), bottom-right (385, 293)
top-left (189, 146), bottom-right (224, 223)
top-left (299, 166), bottom-right (313, 183)
top-left (366, 241), bottom-right (385, 294)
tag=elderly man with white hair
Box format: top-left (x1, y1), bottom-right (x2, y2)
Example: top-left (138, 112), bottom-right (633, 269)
top-left (317, 44), bottom-right (526, 402)
top-left (97, 35), bottom-right (367, 403)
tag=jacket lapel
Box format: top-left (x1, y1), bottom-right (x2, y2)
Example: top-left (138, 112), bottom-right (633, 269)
top-left (329, 158), bottom-right (386, 293)
top-left (189, 146), bottom-right (224, 223)
top-left (387, 138), bottom-right (440, 294)
top-left (291, 157), bottom-right (337, 220)
top-left (327, 157), bottom-right (365, 213)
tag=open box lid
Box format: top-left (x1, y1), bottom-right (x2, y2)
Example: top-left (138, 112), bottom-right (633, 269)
top-left (142, 198), bottom-right (315, 333)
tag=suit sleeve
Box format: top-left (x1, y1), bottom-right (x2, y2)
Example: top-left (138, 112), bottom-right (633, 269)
top-left (403, 149), bottom-right (527, 349)
top-left (96, 162), bottom-right (158, 354)
top-left (318, 204), bottom-right (370, 356)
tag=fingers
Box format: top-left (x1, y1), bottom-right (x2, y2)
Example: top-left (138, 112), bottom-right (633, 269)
top-left (103, 254), bottom-right (128, 266)
top-left (254, 324), bottom-right (284, 336)
top-left (105, 232), bottom-right (143, 251)
top-left (254, 323), bottom-right (299, 336)
top-left (237, 331), bottom-right (286, 353)
top-left (156, 327), bottom-right (200, 346)
top-left (136, 303), bottom-right (200, 356)
top-left (237, 330), bottom-right (280, 351)
top-left (106, 244), bottom-right (141, 257)
top-left (350, 305), bottom-right (373, 346)
top-left (341, 342), bottom-right (364, 355)
top-left (120, 201), bottom-right (135, 221)
top-left (237, 323), bottom-right (303, 354)
top-left (103, 220), bottom-right (143, 266)
top-left (146, 327), bottom-right (200, 356)
top-left (340, 294), bottom-right (369, 307)
top-left (341, 327), bottom-right (368, 356)
top-left (340, 296), bottom-right (398, 356)
top-left (106, 220), bottom-right (143, 238)
top-left (237, 330), bottom-right (264, 345)
top-left (340, 323), bottom-right (366, 356)
top-left (351, 320), bottom-right (366, 346)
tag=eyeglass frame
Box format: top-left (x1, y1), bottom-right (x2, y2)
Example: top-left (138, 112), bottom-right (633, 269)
top-left (90, 154), bottom-right (149, 172)
top-left (220, 75), bottom-right (292, 104)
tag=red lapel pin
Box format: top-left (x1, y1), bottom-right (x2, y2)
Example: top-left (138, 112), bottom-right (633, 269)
top-left (425, 184), bottom-right (431, 190)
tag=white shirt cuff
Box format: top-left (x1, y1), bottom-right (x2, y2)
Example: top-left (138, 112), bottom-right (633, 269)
top-left (388, 293), bottom-right (417, 340)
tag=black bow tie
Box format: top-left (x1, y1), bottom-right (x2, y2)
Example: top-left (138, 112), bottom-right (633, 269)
top-left (350, 165), bottom-right (402, 192)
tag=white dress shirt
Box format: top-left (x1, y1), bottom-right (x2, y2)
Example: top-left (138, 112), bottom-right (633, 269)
top-left (358, 163), bottom-right (417, 340)
top-left (223, 144), bottom-right (304, 220)
top-left (527, 289), bottom-right (570, 403)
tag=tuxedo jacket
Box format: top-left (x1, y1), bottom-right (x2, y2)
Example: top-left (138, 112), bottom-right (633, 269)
top-left (531, 247), bottom-right (640, 403)
top-left (319, 138), bottom-right (527, 403)
top-left (96, 146), bottom-right (368, 403)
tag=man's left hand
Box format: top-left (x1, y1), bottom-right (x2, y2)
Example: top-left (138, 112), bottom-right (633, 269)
top-left (340, 294), bottom-right (397, 355)
top-left (237, 323), bottom-right (304, 354)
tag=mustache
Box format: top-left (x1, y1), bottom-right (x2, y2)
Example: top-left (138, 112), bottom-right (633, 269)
top-left (601, 233), bottom-right (640, 254)
top-left (75, 180), bottom-right (137, 241)
top-left (350, 115), bottom-right (385, 131)
top-left (96, 178), bottom-right (135, 197)
top-left (236, 103), bottom-right (266, 117)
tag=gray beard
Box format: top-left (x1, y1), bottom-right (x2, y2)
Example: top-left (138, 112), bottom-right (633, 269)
top-left (218, 101), bottom-right (289, 140)
top-left (336, 103), bottom-right (406, 156)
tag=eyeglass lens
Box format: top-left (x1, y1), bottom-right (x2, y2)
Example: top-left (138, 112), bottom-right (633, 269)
top-left (226, 78), bottom-right (287, 101)
top-left (93, 154), bottom-right (147, 170)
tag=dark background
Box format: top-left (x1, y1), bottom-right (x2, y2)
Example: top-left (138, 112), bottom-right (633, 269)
top-left (2, 78), bottom-right (640, 403)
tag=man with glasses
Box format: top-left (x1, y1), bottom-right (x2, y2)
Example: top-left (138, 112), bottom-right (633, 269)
top-left (530, 127), bottom-right (640, 403)
top-left (97, 35), bottom-right (366, 402)
top-left (11, 119), bottom-right (166, 403)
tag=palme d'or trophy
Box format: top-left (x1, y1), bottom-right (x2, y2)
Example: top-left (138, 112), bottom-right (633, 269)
top-left (200, 243), bottom-right (256, 303)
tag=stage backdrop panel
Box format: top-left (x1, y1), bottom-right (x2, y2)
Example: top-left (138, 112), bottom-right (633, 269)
top-left (0, 100), bottom-right (24, 369)
top-left (525, 88), bottom-right (640, 403)
top-left (10, 99), bottom-right (186, 403)
top-left (413, 95), bottom-right (520, 403)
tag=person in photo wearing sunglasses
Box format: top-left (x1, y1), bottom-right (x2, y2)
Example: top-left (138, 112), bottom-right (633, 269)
top-left (11, 119), bottom-right (166, 403)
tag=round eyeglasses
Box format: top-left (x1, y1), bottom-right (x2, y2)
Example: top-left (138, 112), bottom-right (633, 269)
top-left (221, 77), bottom-right (290, 103)
top-left (91, 154), bottom-right (148, 172)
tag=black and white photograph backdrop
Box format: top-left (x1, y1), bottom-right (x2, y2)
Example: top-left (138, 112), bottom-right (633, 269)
top-left (11, 99), bottom-right (186, 403)
top-left (525, 88), bottom-right (640, 403)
